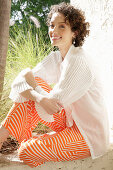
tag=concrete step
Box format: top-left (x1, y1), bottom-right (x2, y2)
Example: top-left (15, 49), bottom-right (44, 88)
top-left (0, 149), bottom-right (113, 170)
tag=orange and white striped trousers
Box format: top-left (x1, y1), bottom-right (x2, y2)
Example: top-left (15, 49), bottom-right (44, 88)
top-left (2, 77), bottom-right (91, 167)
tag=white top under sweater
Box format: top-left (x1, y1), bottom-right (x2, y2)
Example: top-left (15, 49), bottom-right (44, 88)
top-left (9, 45), bottom-right (109, 159)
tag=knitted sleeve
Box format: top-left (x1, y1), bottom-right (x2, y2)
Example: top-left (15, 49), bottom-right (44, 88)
top-left (48, 54), bottom-right (94, 106)
top-left (9, 51), bottom-right (60, 102)
top-left (32, 51), bottom-right (60, 84)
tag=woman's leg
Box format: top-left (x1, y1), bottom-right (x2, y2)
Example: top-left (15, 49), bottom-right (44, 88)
top-left (17, 78), bottom-right (90, 167)
top-left (0, 100), bottom-right (39, 149)
top-left (1, 101), bottom-right (41, 144)
top-left (0, 76), bottom-right (90, 167)
top-left (0, 125), bottom-right (10, 149)
top-left (18, 122), bottom-right (91, 167)
top-left (0, 77), bottom-right (66, 147)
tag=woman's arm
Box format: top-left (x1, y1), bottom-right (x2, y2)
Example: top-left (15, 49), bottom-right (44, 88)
top-left (32, 51), bottom-right (59, 84)
top-left (20, 89), bottom-right (43, 102)
top-left (24, 70), bottom-right (37, 89)
top-left (18, 70), bottom-right (43, 103)
top-left (20, 70), bottom-right (62, 115)
top-left (9, 51), bottom-right (59, 103)
top-left (9, 51), bottom-right (63, 114)
top-left (48, 54), bottom-right (94, 106)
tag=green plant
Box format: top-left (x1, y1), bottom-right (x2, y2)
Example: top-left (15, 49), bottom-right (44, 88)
top-left (0, 24), bottom-right (52, 123)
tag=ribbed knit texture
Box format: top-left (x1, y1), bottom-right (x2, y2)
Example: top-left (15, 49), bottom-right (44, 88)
top-left (49, 47), bottom-right (93, 106)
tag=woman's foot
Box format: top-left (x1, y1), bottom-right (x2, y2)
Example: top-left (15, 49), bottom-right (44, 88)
top-left (0, 125), bottom-right (10, 149)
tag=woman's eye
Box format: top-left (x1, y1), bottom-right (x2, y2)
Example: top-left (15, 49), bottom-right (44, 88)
top-left (59, 25), bottom-right (65, 28)
top-left (49, 24), bottom-right (54, 28)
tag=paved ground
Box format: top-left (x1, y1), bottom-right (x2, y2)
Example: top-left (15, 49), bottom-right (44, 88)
top-left (0, 150), bottom-right (113, 170)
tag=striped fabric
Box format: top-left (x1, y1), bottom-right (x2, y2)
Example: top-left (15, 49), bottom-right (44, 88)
top-left (2, 77), bottom-right (91, 167)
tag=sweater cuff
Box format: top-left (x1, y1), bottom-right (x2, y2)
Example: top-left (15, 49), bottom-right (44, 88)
top-left (9, 89), bottom-right (29, 103)
top-left (14, 81), bottom-right (33, 93)
top-left (11, 68), bottom-right (33, 93)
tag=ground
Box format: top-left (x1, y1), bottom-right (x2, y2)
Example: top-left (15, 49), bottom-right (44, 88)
top-left (0, 123), bottom-right (51, 155)
top-left (0, 136), bottom-right (19, 154)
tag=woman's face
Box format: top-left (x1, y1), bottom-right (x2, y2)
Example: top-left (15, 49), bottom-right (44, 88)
top-left (48, 12), bottom-right (75, 50)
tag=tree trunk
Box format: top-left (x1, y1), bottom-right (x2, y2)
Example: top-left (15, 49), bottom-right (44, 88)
top-left (0, 0), bottom-right (11, 99)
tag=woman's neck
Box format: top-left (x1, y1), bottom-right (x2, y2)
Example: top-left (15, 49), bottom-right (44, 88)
top-left (60, 50), bottom-right (68, 61)
top-left (59, 45), bottom-right (72, 61)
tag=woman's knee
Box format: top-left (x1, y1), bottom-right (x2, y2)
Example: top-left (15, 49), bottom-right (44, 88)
top-left (35, 77), bottom-right (52, 92)
top-left (18, 138), bottom-right (43, 162)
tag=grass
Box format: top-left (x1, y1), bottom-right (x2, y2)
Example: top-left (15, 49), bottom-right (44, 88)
top-left (0, 24), bottom-right (52, 133)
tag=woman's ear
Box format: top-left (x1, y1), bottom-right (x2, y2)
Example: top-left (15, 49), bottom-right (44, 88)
top-left (73, 31), bottom-right (78, 38)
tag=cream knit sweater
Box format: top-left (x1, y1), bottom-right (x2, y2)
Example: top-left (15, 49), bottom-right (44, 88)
top-left (9, 45), bottom-right (109, 160)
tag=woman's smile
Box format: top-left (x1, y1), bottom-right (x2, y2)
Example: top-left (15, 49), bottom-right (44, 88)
top-left (51, 36), bottom-right (62, 41)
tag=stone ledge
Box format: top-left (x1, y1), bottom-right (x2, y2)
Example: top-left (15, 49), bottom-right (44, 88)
top-left (0, 149), bottom-right (113, 170)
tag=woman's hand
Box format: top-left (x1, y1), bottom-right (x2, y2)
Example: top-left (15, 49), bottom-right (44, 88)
top-left (39, 97), bottom-right (63, 115)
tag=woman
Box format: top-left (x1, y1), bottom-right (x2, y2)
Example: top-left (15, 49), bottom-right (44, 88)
top-left (0, 2), bottom-right (109, 167)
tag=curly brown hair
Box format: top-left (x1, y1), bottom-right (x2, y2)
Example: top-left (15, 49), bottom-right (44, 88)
top-left (47, 2), bottom-right (90, 47)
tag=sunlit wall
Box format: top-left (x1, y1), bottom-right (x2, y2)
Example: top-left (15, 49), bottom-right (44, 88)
top-left (70, 0), bottom-right (113, 129)
top-left (71, 0), bottom-right (113, 43)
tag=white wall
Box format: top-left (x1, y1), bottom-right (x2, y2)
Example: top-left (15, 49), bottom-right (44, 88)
top-left (70, 0), bottom-right (113, 129)
top-left (70, 0), bottom-right (113, 43)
